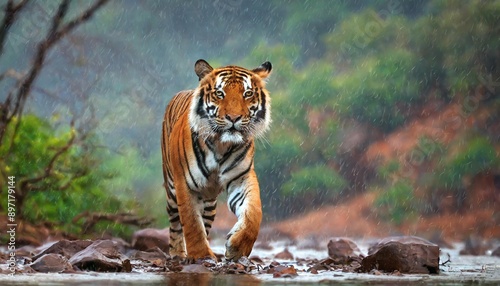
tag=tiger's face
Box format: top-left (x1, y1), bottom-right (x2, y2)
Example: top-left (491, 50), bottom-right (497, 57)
top-left (189, 60), bottom-right (272, 144)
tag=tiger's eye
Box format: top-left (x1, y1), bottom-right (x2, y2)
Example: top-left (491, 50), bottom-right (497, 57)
top-left (244, 90), bottom-right (254, 98)
top-left (215, 90), bottom-right (224, 98)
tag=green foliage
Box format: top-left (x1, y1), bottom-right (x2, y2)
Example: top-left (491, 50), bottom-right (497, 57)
top-left (435, 137), bottom-right (499, 189)
top-left (412, 0), bottom-right (500, 94)
top-left (0, 115), bottom-right (134, 237)
top-left (282, 165), bottom-right (346, 199)
top-left (377, 160), bottom-right (400, 180)
top-left (289, 61), bottom-right (336, 108)
top-left (0, 115), bottom-right (77, 190)
top-left (333, 49), bottom-right (423, 130)
top-left (325, 10), bottom-right (410, 64)
top-left (375, 180), bottom-right (417, 225)
top-left (3, 0), bottom-right (499, 225)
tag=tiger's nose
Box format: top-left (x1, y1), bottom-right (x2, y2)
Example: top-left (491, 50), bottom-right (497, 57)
top-left (225, 114), bottom-right (242, 123)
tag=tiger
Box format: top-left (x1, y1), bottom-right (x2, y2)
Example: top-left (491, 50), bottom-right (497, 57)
top-left (161, 59), bottom-right (272, 261)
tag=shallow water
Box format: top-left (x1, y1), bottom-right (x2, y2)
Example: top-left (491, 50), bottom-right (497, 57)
top-left (1, 240), bottom-right (499, 285)
top-left (2, 272), bottom-right (500, 286)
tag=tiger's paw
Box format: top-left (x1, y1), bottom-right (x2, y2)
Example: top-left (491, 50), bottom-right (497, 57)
top-left (224, 231), bottom-right (256, 261)
top-left (190, 248), bottom-right (217, 261)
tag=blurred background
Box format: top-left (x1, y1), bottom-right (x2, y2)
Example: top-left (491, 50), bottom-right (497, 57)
top-left (1, 0), bottom-right (499, 244)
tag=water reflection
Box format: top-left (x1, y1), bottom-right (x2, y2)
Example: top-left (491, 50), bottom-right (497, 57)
top-left (163, 273), bottom-right (261, 286)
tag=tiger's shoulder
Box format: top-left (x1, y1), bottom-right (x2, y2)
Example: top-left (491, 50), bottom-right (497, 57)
top-left (163, 90), bottom-right (196, 136)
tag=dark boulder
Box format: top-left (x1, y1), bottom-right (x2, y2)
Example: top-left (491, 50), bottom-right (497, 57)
top-left (69, 240), bottom-right (131, 272)
top-left (274, 248), bottom-right (294, 260)
top-left (327, 237), bottom-right (362, 264)
top-left (130, 247), bottom-right (169, 266)
top-left (30, 253), bottom-right (73, 273)
top-left (32, 240), bottom-right (93, 261)
top-left (360, 236), bottom-right (440, 274)
top-left (491, 246), bottom-right (500, 257)
top-left (131, 228), bottom-right (169, 254)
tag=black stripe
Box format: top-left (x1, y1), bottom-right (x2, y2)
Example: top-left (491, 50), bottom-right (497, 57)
top-left (226, 159), bottom-right (253, 190)
top-left (167, 204), bottom-right (178, 213)
top-left (218, 145), bottom-right (236, 165)
top-left (202, 214), bottom-right (216, 221)
top-left (166, 187), bottom-right (176, 201)
top-left (219, 143), bottom-right (247, 165)
top-left (181, 132), bottom-right (199, 189)
top-left (196, 89), bottom-right (208, 118)
top-left (170, 227), bottom-right (183, 233)
top-left (170, 215), bottom-right (180, 223)
top-left (167, 168), bottom-right (174, 183)
top-left (192, 132), bottom-right (209, 178)
top-left (256, 90), bottom-right (266, 121)
top-left (168, 181), bottom-right (174, 190)
top-left (222, 143), bottom-right (252, 174)
top-left (205, 138), bottom-right (216, 153)
top-left (204, 204), bottom-right (217, 212)
top-left (229, 192), bottom-right (244, 213)
top-left (177, 93), bottom-right (191, 115)
top-left (238, 196), bottom-right (245, 208)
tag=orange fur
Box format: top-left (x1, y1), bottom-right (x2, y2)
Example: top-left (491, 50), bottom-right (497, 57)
top-left (161, 60), bottom-right (271, 261)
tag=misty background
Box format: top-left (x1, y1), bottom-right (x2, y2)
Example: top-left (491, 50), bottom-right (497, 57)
top-left (1, 0), bottom-right (499, 240)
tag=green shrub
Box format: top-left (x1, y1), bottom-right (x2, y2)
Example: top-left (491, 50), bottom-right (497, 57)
top-left (412, 0), bottom-right (500, 94)
top-left (0, 115), bottom-right (135, 237)
top-left (281, 165), bottom-right (346, 200)
top-left (435, 137), bottom-right (499, 189)
top-left (375, 180), bottom-right (417, 225)
top-left (333, 49), bottom-right (423, 131)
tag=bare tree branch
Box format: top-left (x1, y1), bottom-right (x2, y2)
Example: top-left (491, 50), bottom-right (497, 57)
top-left (0, 0), bottom-right (29, 56)
top-left (24, 168), bottom-right (88, 192)
top-left (0, 0), bottom-right (109, 144)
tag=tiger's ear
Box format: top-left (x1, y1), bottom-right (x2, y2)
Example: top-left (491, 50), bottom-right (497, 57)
top-left (252, 61), bottom-right (272, 79)
top-left (195, 59), bottom-right (213, 81)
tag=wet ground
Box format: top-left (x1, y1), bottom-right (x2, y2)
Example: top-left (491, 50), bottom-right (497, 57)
top-left (1, 239), bottom-right (499, 285)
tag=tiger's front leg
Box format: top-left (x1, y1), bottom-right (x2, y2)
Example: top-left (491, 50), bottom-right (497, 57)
top-left (175, 182), bottom-right (216, 260)
top-left (225, 170), bottom-right (262, 261)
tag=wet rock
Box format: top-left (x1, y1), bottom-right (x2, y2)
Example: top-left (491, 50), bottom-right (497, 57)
top-left (132, 228), bottom-right (169, 254)
top-left (69, 240), bottom-right (131, 272)
top-left (111, 237), bottom-right (131, 253)
top-left (328, 237), bottom-right (362, 264)
top-left (360, 236), bottom-right (439, 274)
top-left (459, 235), bottom-right (490, 255)
top-left (164, 256), bottom-right (185, 272)
top-left (249, 255), bottom-right (264, 264)
top-left (0, 263), bottom-right (36, 274)
top-left (225, 261), bottom-right (249, 274)
top-left (32, 240), bottom-right (93, 261)
top-left (130, 247), bottom-right (169, 266)
top-left (274, 248), bottom-right (294, 260)
top-left (492, 246), bottom-right (500, 257)
top-left (267, 264), bottom-right (298, 278)
top-left (16, 245), bottom-right (38, 258)
top-left (30, 253), bottom-right (73, 273)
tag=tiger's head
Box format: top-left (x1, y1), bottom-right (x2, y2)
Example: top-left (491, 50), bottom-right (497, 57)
top-left (189, 59), bottom-right (272, 144)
